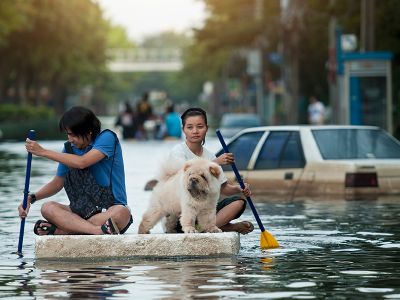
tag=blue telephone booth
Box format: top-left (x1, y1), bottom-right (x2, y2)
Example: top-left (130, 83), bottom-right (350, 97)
top-left (336, 31), bottom-right (393, 132)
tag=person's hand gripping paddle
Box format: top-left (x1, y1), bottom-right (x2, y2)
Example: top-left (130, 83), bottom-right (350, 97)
top-left (17, 130), bottom-right (35, 256)
top-left (216, 129), bottom-right (279, 249)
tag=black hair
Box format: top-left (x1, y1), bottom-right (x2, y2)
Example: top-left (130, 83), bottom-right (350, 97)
top-left (166, 103), bottom-right (174, 114)
top-left (181, 107), bottom-right (208, 145)
top-left (124, 101), bottom-right (134, 113)
top-left (180, 107), bottom-right (208, 127)
top-left (59, 106), bottom-right (101, 141)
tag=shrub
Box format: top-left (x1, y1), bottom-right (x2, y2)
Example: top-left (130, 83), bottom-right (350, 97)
top-left (0, 104), bottom-right (55, 122)
top-left (0, 104), bottom-right (63, 141)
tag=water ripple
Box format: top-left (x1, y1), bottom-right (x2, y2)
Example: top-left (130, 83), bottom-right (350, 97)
top-left (1, 141), bottom-right (400, 299)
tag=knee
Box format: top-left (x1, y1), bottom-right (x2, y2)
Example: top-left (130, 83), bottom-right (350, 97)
top-left (41, 201), bottom-right (58, 218)
top-left (120, 207), bottom-right (132, 221)
top-left (230, 199), bottom-right (245, 212)
top-left (113, 205), bottom-right (131, 217)
top-left (109, 205), bottom-right (131, 223)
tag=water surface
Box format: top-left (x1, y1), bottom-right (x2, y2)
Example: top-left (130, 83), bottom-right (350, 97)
top-left (0, 139), bottom-right (399, 299)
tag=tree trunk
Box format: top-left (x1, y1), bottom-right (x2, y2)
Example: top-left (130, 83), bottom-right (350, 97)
top-left (52, 84), bottom-right (67, 115)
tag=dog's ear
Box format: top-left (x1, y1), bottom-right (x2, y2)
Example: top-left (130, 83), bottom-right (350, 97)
top-left (209, 163), bottom-right (221, 179)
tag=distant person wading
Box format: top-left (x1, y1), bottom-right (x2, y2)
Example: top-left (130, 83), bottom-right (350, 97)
top-left (307, 96), bottom-right (326, 125)
top-left (136, 92), bottom-right (153, 139)
top-left (115, 101), bottom-right (137, 140)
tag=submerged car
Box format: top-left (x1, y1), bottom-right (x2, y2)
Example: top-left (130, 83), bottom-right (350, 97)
top-left (216, 125), bottom-right (400, 199)
top-left (219, 113), bottom-right (261, 138)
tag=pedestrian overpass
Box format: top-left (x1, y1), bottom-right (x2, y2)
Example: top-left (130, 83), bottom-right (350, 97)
top-left (107, 48), bottom-right (183, 72)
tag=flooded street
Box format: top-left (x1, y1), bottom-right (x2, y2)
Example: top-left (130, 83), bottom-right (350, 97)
top-left (0, 138), bottom-right (399, 299)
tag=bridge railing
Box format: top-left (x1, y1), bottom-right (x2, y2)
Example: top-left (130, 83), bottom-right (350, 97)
top-left (107, 48), bottom-right (183, 63)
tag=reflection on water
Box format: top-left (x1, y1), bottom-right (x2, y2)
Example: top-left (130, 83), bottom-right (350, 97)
top-left (34, 259), bottom-right (248, 299)
top-left (1, 140), bottom-right (400, 299)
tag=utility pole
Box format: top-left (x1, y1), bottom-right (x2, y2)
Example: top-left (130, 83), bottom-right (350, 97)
top-left (328, 0), bottom-right (338, 124)
top-left (360, 0), bottom-right (375, 52)
top-left (281, 0), bottom-right (304, 124)
top-left (254, 0), bottom-right (264, 123)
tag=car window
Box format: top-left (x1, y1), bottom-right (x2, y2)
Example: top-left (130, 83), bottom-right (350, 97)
top-left (216, 131), bottom-right (264, 171)
top-left (254, 131), bottom-right (305, 169)
top-left (312, 129), bottom-right (400, 159)
top-left (280, 132), bottom-right (305, 168)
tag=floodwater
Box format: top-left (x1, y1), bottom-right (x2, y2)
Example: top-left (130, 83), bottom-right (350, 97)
top-left (0, 137), bottom-right (399, 299)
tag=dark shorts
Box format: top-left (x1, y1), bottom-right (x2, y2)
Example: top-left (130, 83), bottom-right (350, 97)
top-left (217, 195), bottom-right (247, 219)
top-left (85, 205), bottom-right (133, 235)
top-left (175, 195), bottom-right (246, 233)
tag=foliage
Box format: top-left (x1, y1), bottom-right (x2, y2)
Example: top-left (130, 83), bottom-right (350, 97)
top-left (0, 104), bottom-right (55, 122)
top-left (182, 0), bottom-right (281, 111)
top-left (185, 0), bottom-right (400, 124)
top-left (0, 0), bottom-right (30, 46)
top-left (141, 30), bottom-right (192, 48)
top-left (0, 0), bottom-right (109, 113)
top-left (0, 118), bottom-right (63, 141)
top-left (106, 25), bottom-right (136, 49)
top-left (0, 104), bottom-right (61, 141)
top-left (2, 0), bottom-right (399, 125)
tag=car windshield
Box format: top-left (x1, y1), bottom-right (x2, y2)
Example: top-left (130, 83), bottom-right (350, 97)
top-left (221, 115), bottom-right (260, 128)
top-left (312, 128), bottom-right (400, 159)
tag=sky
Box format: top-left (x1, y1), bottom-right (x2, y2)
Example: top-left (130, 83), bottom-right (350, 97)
top-left (96, 0), bottom-right (207, 42)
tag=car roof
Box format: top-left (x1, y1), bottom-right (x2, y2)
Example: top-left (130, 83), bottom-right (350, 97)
top-left (222, 113), bottom-right (258, 117)
top-left (238, 124), bottom-right (380, 133)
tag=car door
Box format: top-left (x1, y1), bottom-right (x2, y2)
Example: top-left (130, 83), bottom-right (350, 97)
top-left (246, 130), bottom-right (305, 197)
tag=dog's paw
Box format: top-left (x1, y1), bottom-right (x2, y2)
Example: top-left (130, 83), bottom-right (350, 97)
top-left (183, 226), bottom-right (198, 234)
top-left (206, 226), bottom-right (222, 233)
top-left (138, 223), bottom-right (150, 234)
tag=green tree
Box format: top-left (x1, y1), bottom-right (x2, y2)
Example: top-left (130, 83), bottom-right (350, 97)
top-left (185, 0), bottom-right (400, 125)
top-left (107, 25), bottom-right (136, 49)
top-left (0, 0), bottom-right (29, 45)
top-left (182, 0), bottom-right (281, 112)
top-left (141, 30), bottom-right (191, 48)
top-left (0, 0), bottom-right (109, 113)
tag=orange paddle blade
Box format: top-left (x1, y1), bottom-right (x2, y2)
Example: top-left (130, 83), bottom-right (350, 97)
top-left (260, 230), bottom-right (280, 249)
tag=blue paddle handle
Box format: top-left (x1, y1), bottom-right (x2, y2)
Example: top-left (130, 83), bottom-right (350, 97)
top-left (18, 130), bottom-right (35, 254)
top-left (216, 130), bottom-right (266, 232)
top-left (22, 130), bottom-right (35, 209)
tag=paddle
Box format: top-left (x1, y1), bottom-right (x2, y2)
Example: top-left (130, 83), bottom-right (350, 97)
top-left (17, 129), bottom-right (35, 256)
top-left (216, 129), bottom-right (279, 249)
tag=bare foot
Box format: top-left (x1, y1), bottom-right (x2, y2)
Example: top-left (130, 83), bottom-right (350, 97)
top-left (220, 221), bottom-right (254, 234)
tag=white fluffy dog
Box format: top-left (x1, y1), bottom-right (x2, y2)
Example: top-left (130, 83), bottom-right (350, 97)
top-left (138, 158), bottom-right (222, 234)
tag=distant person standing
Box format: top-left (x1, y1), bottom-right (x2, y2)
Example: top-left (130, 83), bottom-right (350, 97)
top-left (308, 96), bottom-right (325, 125)
top-left (136, 92), bottom-right (153, 139)
top-left (164, 104), bottom-right (182, 139)
top-left (115, 101), bottom-right (136, 140)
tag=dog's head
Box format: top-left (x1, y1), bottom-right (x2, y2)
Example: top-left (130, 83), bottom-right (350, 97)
top-left (183, 158), bottom-right (221, 200)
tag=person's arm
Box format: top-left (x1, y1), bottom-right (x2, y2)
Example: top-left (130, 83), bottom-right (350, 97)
top-left (26, 139), bottom-right (105, 169)
top-left (18, 175), bottom-right (64, 218)
top-left (220, 181), bottom-right (251, 197)
top-left (213, 152), bottom-right (234, 166)
top-left (32, 175), bottom-right (65, 202)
